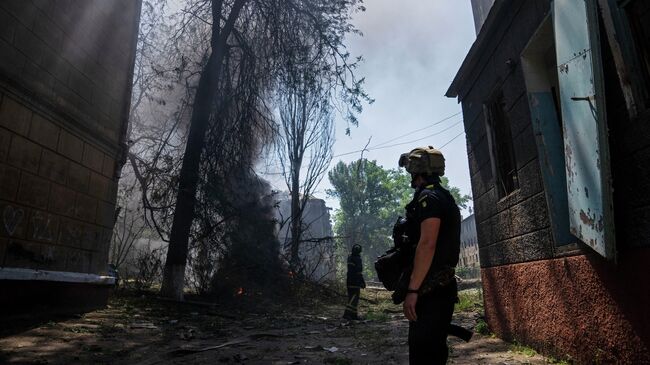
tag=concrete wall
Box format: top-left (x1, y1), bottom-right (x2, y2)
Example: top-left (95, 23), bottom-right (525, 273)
top-left (453, 0), bottom-right (650, 362)
top-left (0, 0), bottom-right (140, 311)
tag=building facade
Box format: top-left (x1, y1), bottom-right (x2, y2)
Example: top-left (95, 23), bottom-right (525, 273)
top-left (275, 193), bottom-right (336, 281)
top-left (448, 0), bottom-right (650, 362)
top-left (0, 1), bottom-right (141, 315)
top-left (459, 214), bottom-right (479, 268)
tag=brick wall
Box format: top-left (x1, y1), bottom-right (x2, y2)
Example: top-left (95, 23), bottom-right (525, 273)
top-left (458, 0), bottom-right (555, 267)
top-left (0, 0), bottom-right (140, 275)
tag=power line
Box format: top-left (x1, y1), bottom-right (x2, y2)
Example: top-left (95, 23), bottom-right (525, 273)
top-left (332, 121), bottom-right (463, 158)
top-left (370, 111), bottom-right (461, 148)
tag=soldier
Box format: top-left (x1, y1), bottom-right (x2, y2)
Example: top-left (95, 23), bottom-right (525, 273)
top-left (398, 146), bottom-right (461, 365)
top-left (343, 244), bottom-right (366, 320)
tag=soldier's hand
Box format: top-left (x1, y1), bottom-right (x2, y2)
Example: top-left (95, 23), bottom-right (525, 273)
top-left (403, 293), bottom-right (418, 321)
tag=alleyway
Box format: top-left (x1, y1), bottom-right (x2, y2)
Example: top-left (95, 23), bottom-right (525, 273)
top-left (0, 288), bottom-right (559, 365)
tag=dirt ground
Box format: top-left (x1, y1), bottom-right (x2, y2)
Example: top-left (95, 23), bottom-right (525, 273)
top-left (0, 288), bottom-right (559, 365)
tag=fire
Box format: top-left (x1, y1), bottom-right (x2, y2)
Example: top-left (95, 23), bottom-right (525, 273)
top-left (288, 271), bottom-right (294, 278)
top-left (236, 287), bottom-right (244, 296)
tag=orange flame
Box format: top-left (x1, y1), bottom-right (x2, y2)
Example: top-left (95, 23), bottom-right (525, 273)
top-left (236, 287), bottom-right (244, 296)
top-left (288, 271), bottom-right (294, 278)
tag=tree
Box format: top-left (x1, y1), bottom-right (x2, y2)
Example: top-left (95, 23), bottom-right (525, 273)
top-left (327, 159), bottom-right (471, 277)
top-left (152, 0), bottom-right (370, 300)
top-left (276, 61), bottom-right (335, 274)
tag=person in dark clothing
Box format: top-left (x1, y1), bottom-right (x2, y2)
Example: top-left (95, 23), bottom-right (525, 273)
top-left (343, 244), bottom-right (366, 320)
top-left (398, 146), bottom-right (461, 365)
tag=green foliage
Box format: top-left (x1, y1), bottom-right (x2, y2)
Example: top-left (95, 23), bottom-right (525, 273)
top-left (475, 319), bottom-right (490, 335)
top-left (455, 289), bottom-right (483, 312)
top-left (327, 159), bottom-right (471, 278)
top-left (510, 341), bottom-right (538, 357)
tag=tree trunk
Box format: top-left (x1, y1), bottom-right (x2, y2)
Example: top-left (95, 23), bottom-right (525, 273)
top-left (160, 0), bottom-right (247, 300)
top-left (289, 164), bottom-right (301, 272)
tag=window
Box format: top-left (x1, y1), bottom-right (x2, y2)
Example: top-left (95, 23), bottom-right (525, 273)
top-left (521, 15), bottom-right (575, 247)
top-left (484, 90), bottom-right (519, 198)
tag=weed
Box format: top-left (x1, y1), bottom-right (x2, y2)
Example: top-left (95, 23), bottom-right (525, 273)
top-left (455, 289), bottom-right (483, 312)
top-left (510, 341), bottom-right (538, 357)
top-left (364, 309), bottom-right (390, 322)
top-left (474, 319), bottom-right (490, 335)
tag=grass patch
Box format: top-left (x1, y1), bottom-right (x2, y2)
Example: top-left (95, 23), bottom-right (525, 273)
top-left (364, 309), bottom-right (390, 322)
top-left (510, 341), bottom-right (538, 357)
top-left (455, 289), bottom-right (483, 313)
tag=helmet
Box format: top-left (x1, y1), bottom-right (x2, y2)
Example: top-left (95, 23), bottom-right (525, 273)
top-left (398, 146), bottom-right (445, 176)
top-left (352, 244), bottom-right (362, 254)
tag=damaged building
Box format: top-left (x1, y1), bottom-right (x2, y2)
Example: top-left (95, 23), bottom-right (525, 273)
top-left (274, 193), bottom-right (336, 281)
top-left (0, 1), bottom-right (141, 315)
top-left (447, 0), bottom-right (650, 362)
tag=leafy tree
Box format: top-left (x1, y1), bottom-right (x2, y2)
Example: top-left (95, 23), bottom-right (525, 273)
top-left (327, 159), bottom-right (471, 278)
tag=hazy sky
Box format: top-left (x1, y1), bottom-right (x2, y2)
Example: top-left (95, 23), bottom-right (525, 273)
top-left (262, 1), bottom-right (477, 213)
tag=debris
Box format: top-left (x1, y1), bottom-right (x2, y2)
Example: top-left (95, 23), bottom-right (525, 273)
top-left (130, 322), bottom-right (158, 330)
top-left (324, 346), bottom-right (339, 353)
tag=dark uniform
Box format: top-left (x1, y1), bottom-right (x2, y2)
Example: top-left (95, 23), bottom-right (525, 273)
top-left (343, 246), bottom-right (366, 320)
top-left (405, 181), bottom-right (461, 365)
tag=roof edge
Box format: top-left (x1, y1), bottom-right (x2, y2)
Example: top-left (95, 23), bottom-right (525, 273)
top-left (445, 0), bottom-right (507, 98)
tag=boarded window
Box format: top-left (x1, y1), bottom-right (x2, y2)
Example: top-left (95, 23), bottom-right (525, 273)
top-left (484, 91), bottom-right (519, 198)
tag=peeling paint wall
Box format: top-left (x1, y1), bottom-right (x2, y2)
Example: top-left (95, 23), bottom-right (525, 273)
top-left (453, 0), bottom-right (650, 362)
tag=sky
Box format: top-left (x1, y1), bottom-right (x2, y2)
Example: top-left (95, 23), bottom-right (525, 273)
top-left (262, 1), bottom-right (478, 215)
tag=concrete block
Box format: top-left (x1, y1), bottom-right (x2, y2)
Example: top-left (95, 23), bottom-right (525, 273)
top-left (88, 172), bottom-right (109, 201)
top-left (81, 223), bottom-right (102, 251)
top-left (0, 201), bottom-right (29, 239)
top-left (0, 237), bottom-right (6, 263)
top-left (74, 192), bottom-right (97, 223)
top-left (48, 183), bottom-right (75, 217)
top-left (57, 217), bottom-right (84, 249)
top-left (17, 172), bottom-right (50, 209)
top-left (0, 7), bottom-right (17, 44)
top-left (57, 129), bottom-right (84, 162)
top-left (96, 200), bottom-right (115, 228)
top-left (82, 144), bottom-right (104, 173)
top-left (33, 10), bottom-right (64, 51)
top-left (0, 163), bottom-right (21, 201)
top-left (27, 209), bottom-right (59, 244)
top-left (29, 114), bottom-right (60, 150)
top-left (65, 248), bottom-right (92, 273)
top-left (0, 2), bottom-right (38, 29)
top-left (0, 37), bottom-right (26, 80)
top-left (479, 228), bottom-right (554, 267)
top-left (67, 161), bottom-right (90, 193)
top-left (67, 68), bottom-right (93, 103)
top-left (0, 96), bottom-right (32, 136)
top-left (38, 149), bottom-right (68, 185)
top-left (7, 135), bottom-right (41, 173)
top-left (4, 239), bottom-right (62, 271)
top-left (102, 154), bottom-right (115, 178)
top-left (0, 127), bottom-right (11, 161)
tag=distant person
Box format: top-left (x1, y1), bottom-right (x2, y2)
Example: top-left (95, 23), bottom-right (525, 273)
top-left (343, 244), bottom-right (365, 320)
top-left (398, 146), bottom-right (461, 365)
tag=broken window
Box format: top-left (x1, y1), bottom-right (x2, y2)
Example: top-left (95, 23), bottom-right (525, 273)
top-left (484, 90), bottom-right (519, 199)
top-left (521, 15), bottom-right (575, 247)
